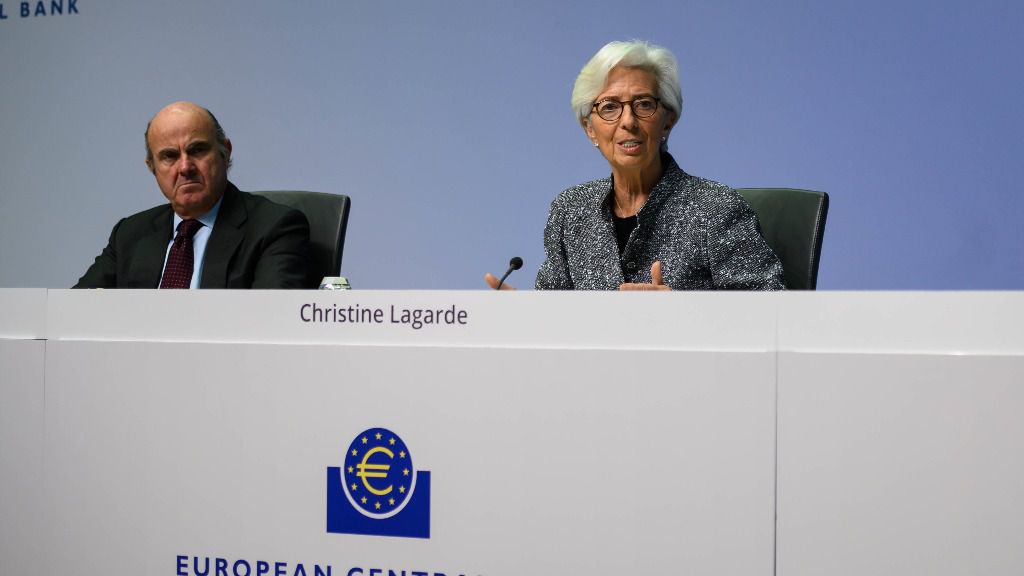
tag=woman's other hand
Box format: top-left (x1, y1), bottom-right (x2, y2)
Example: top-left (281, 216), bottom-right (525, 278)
top-left (619, 261), bottom-right (670, 291)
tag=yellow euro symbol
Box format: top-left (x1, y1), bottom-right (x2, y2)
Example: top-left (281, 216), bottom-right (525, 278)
top-left (356, 446), bottom-right (394, 496)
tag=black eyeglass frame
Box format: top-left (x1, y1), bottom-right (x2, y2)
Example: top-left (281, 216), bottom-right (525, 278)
top-left (590, 96), bottom-right (662, 122)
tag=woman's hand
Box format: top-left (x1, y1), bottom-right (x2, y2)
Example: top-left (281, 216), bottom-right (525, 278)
top-left (484, 272), bottom-right (516, 290)
top-left (619, 261), bottom-right (670, 291)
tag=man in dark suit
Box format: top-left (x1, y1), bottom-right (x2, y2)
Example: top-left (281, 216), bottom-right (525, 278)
top-left (74, 101), bottom-right (311, 289)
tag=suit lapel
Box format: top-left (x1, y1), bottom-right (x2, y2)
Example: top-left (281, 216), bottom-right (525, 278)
top-left (134, 208), bottom-right (173, 288)
top-left (201, 184), bottom-right (246, 288)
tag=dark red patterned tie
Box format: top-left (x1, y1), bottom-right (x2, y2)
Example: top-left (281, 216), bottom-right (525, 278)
top-left (159, 219), bottom-right (203, 289)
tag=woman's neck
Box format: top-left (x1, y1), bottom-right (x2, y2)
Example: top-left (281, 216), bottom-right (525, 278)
top-left (610, 155), bottom-right (663, 217)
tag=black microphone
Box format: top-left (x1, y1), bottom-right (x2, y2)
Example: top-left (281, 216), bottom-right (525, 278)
top-left (496, 256), bottom-right (523, 289)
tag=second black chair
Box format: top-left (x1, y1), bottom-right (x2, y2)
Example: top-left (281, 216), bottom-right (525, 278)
top-left (736, 188), bottom-right (829, 290)
top-left (253, 191), bottom-right (351, 287)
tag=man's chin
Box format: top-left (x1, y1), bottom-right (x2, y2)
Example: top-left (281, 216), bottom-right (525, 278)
top-left (172, 192), bottom-right (213, 218)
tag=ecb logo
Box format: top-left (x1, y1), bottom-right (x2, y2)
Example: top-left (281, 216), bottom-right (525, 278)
top-left (327, 428), bottom-right (431, 538)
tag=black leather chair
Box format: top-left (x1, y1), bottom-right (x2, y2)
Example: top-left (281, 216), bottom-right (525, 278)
top-left (736, 188), bottom-right (828, 290)
top-left (252, 191), bottom-right (351, 286)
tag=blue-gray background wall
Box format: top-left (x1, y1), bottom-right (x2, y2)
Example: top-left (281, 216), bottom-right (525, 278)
top-left (1, 0), bottom-right (1021, 289)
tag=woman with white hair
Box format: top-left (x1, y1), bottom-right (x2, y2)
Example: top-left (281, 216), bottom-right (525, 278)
top-left (487, 40), bottom-right (784, 290)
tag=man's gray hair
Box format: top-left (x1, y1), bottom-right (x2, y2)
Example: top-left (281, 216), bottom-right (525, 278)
top-left (571, 40), bottom-right (682, 127)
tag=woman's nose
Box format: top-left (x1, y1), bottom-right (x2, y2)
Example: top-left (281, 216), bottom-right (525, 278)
top-left (619, 105), bottom-right (639, 128)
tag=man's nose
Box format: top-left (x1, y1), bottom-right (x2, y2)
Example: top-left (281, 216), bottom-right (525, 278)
top-left (176, 154), bottom-right (197, 173)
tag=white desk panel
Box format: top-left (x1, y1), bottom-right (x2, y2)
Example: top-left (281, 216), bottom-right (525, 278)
top-left (16, 290), bottom-right (1024, 575)
top-left (0, 288), bottom-right (47, 339)
top-left (0, 339), bottom-right (45, 576)
top-left (778, 352), bottom-right (1024, 576)
top-left (44, 339), bottom-right (776, 576)
top-left (778, 291), bottom-right (1024, 354)
top-left (776, 292), bottom-right (1024, 576)
top-left (46, 290), bottom-right (778, 351)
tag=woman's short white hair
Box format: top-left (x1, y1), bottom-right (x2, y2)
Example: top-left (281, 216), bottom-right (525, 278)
top-left (571, 40), bottom-right (682, 126)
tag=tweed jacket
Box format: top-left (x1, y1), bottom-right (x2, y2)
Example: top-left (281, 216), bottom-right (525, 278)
top-left (535, 155), bottom-right (784, 290)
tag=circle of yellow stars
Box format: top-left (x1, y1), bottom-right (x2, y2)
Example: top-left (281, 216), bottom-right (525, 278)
top-left (346, 431), bottom-right (411, 512)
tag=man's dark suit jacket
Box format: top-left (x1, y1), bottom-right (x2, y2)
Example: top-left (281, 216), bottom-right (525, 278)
top-left (74, 183), bottom-right (312, 289)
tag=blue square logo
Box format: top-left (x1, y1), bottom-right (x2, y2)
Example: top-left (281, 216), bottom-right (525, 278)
top-left (327, 428), bottom-right (431, 539)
